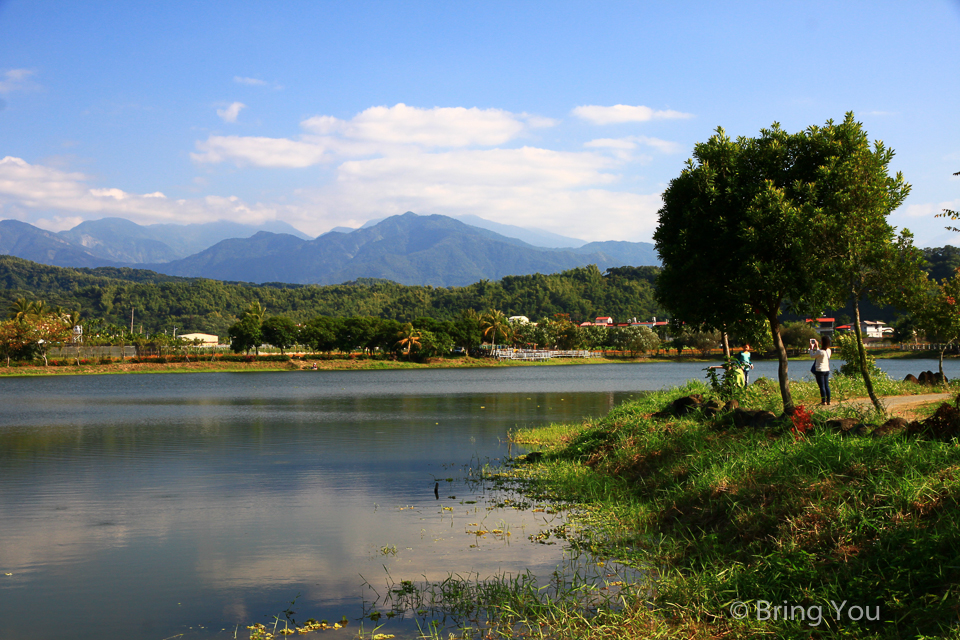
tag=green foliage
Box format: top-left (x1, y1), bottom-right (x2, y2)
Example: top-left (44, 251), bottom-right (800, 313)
top-left (655, 113), bottom-right (921, 414)
top-left (834, 332), bottom-right (882, 379)
top-left (0, 256), bottom-right (665, 337)
top-left (514, 384), bottom-right (960, 638)
top-left (779, 321), bottom-right (820, 354)
top-left (228, 315), bottom-right (262, 355)
top-left (703, 358), bottom-right (744, 399)
top-left (677, 327), bottom-right (720, 357)
top-left (260, 316), bottom-right (297, 354)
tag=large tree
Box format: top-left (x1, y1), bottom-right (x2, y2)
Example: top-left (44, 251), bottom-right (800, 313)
top-left (810, 115), bottom-right (922, 412)
top-left (657, 114), bottom-right (921, 413)
top-left (655, 119), bottom-right (855, 413)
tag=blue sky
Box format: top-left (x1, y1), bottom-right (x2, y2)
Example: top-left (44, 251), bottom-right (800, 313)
top-left (0, 1), bottom-right (958, 245)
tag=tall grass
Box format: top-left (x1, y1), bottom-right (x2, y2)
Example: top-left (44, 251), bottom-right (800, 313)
top-left (508, 375), bottom-right (960, 639)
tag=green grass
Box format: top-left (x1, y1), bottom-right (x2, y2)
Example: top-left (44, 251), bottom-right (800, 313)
top-left (508, 376), bottom-right (960, 639)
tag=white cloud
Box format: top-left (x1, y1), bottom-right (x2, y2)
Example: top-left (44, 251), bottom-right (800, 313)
top-left (0, 68), bottom-right (38, 93)
top-left (572, 104), bottom-right (693, 125)
top-left (0, 156), bottom-right (293, 229)
top-left (585, 138), bottom-right (636, 150)
top-left (195, 104), bottom-right (534, 169)
top-left (234, 76), bottom-right (267, 86)
top-left (297, 147), bottom-right (663, 241)
top-left (301, 103), bottom-right (526, 148)
top-left (585, 135), bottom-right (682, 154)
top-left (901, 199), bottom-right (960, 219)
top-left (191, 135), bottom-right (330, 168)
top-left (184, 103), bottom-right (672, 240)
top-left (216, 102), bottom-right (246, 123)
top-left (521, 114), bottom-right (560, 129)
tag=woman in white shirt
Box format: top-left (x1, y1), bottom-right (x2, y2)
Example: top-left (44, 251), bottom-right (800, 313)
top-left (809, 336), bottom-right (832, 405)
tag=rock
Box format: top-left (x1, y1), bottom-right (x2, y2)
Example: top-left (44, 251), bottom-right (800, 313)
top-left (903, 374), bottom-right (919, 384)
top-left (723, 399), bottom-right (740, 412)
top-left (671, 395), bottom-right (704, 416)
top-left (918, 371), bottom-right (936, 386)
top-left (934, 372), bottom-right (949, 385)
top-left (702, 398), bottom-right (722, 417)
top-left (752, 411), bottom-right (777, 428)
top-left (907, 403), bottom-right (960, 441)
top-left (825, 418), bottom-right (866, 435)
top-left (732, 408), bottom-right (777, 429)
top-left (871, 417), bottom-right (908, 437)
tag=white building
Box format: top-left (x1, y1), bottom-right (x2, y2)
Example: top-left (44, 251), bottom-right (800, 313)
top-left (178, 333), bottom-right (219, 346)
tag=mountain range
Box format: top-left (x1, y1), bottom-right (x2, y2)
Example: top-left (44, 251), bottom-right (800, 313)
top-left (0, 213), bottom-right (659, 287)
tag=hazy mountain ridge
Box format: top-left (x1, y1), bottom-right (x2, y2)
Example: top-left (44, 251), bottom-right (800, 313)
top-left (59, 217), bottom-right (312, 263)
top-left (146, 213), bottom-right (660, 286)
top-left (0, 213), bottom-right (660, 287)
top-left (0, 219), bottom-right (121, 268)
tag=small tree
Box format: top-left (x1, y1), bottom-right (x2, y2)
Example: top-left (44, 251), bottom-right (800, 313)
top-left (780, 321), bottom-right (820, 356)
top-left (678, 327), bottom-right (722, 357)
top-left (915, 271), bottom-right (960, 378)
top-left (396, 322), bottom-right (422, 359)
top-left (228, 315), bottom-right (263, 355)
top-left (627, 325), bottom-right (660, 356)
top-left (261, 316), bottom-right (298, 355)
top-left (299, 316), bottom-right (340, 353)
top-left (480, 309), bottom-right (513, 346)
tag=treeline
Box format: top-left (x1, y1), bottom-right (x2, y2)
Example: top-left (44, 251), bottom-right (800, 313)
top-left (2, 247), bottom-right (958, 338)
top-left (0, 256), bottom-right (662, 336)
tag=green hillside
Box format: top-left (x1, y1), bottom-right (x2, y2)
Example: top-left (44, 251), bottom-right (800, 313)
top-left (0, 255), bottom-right (663, 336)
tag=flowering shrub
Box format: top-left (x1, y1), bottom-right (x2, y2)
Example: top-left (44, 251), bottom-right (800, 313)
top-left (791, 404), bottom-right (813, 437)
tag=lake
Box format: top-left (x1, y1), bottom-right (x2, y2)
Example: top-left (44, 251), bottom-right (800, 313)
top-left (0, 358), bottom-right (949, 639)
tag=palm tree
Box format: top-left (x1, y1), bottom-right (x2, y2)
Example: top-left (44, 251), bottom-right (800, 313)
top-left (480, 309), bottom-right (513, 346)
top-left (8, 298), bottom-right (37, 322)
top-left (243, 301), bottom-right (267, 324)
top-left (396, 323), bottom-right (422, 359)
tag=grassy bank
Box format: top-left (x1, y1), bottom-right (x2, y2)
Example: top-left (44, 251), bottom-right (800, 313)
top-left (505, 375), bottom-right (960, 639)
top-left (3, 348), bottom-right (955, 378)
top-left (0, 354), bottom-right (658, 377)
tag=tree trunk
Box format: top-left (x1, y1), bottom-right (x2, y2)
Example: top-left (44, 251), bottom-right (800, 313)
top-left (939, 343), bottom-right (948, 378)
top-left (767, 312), bottom-right (795, 414)
top-left (852, 297), bottom-right (884, 414)
top-left (722, 332), bottom-right (730, 359)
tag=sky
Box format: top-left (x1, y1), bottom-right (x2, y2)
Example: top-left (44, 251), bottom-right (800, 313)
top-left (0, 1), bottom-right (958, 246)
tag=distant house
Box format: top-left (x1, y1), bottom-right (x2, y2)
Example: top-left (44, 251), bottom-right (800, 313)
top-left (860, 320), bottom-right (892, 340)
top-left (833, 321), bottom-right (892, 341)
top-left (508, 316), bottom-right (531, 325)
top-left (178, 333), bottom-right (219, 346)
top-left (804, 317), bottom-right (835, 336)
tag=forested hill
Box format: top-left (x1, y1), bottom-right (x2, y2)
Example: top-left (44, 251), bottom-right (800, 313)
top-left (0, 256), bottom-right (663, 337)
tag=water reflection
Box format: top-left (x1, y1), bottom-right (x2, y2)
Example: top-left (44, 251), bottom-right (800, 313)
top-left (0, 359), bottom-right (948, 638)
top-left (0, 370), bottom-right (639, 640)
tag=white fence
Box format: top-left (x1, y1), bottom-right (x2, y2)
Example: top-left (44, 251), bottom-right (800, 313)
top-left (490, 348), bottom-right (600, 361)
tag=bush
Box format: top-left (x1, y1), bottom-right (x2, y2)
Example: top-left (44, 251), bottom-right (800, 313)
top-left (834, 332), bottom-right (884, 379)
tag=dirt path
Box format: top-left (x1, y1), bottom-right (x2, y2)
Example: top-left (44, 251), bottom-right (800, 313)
top-left (836, 393), bottom-right (953, 419)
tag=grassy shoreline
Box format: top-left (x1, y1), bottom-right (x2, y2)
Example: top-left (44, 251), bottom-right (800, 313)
top-left (504, 376), bottom-right (960, 639)
top-left (0, 355), bottom-right (649, 377)
top-left (1, 348), bottom-right (955, 378)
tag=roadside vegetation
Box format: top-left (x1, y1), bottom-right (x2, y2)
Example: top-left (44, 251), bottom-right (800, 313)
top-left (499, 373), bottom-right (960, 639)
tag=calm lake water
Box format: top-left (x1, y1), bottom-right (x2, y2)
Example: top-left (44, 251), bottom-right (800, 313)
top-left (0, 359), bottom-right (948, 639)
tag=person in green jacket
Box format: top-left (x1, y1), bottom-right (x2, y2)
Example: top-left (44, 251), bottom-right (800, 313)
top-left (736, 344), bottom-right (754, 384)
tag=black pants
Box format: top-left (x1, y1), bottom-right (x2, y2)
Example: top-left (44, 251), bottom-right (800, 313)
top-left (814, 370), bottom-right (831, 403)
